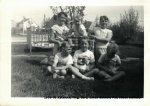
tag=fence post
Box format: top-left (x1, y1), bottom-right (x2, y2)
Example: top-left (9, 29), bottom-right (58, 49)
top-left (27, 27), bottom-right (32, 53)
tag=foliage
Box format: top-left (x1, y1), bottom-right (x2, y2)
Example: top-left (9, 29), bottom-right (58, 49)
top-left (110, 7), bottom-right (142, 44)
top-left (41, 15), bottom-right (57, 28)
top-left (50, 6), bottom-right (86, 21)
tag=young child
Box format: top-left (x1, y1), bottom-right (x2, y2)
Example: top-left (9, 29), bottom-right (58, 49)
top-left (49, 12), bottom-right (70, 55)
top-left (72, 39), bottom-right (95, 79)
top-left (84, 41), bottom-right (125, 81)
top-left (46, 41), bottom-right (94, 80)
top-left (46, 42), bottom-right (72, 78)
top-left (89, 16), bottom-right (113, 65)
top-left (72, 15), bottom-right (87, 37)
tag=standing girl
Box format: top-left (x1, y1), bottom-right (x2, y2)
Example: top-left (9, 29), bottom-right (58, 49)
top-left (49, 12), bottom-right (70, 55)
top-left (89, 16), bottom-right (113, 65)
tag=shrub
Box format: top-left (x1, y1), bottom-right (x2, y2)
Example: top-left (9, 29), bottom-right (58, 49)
top-left (111, 7), bottom-right (142, 44)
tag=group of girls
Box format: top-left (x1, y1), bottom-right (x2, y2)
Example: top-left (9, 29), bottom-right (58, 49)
top-left (40, 12), bottom-right (125, 81)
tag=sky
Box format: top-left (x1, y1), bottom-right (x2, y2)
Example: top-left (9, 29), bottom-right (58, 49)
top-left (11, 6), bottom-right (144, 27)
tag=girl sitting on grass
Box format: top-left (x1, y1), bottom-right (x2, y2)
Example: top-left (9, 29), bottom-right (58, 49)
top-left (84, 41), bottom-right (125, 81)
top-left (46, 41), bottom-right (94, 80)
top-left (72, 39), bottom-right (95, 80)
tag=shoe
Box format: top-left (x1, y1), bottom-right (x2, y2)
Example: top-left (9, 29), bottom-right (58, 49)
top-left (72, 75), bottom-right (75, 79)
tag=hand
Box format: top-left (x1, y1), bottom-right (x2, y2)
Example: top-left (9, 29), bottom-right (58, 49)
top-left (89, 34), bottom-right (95, 39)
top-left (111, 68), bottom-right (117, 74)
top-left (57, 41), bottom-right (62, 47)
top-left (51, 66), bottom-right (56, 72)
top-left (80, 68), bottom-right (85, 73)
top-left (86, 66), bottom-right (90, 71)
top-left (109, 68), bottom-right (116, 74)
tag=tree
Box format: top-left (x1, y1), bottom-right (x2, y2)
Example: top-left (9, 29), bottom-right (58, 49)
top-left (111, 7), bottom-right (141, 44)
top-left (41, 14), bottom-right (57, 28)
top-left (50, 6), bottom-right (86, 21)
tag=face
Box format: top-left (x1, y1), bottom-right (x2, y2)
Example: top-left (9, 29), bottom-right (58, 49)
top-left (58, 14), bottom-right (67, 25)
top-left (75, 19), bottom-right (82, 26)
top-left (107, 47), bottom-right (116, 59)
top-left (62, 45), bottom-right (72, 56)
top-left (81, 41), bottom-right (89, 52)
top-left (100, 18), bottom-right (108, 29)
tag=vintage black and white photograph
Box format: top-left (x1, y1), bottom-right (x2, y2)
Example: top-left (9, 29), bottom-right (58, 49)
top-left (11, 6), bottom-right (144, 98)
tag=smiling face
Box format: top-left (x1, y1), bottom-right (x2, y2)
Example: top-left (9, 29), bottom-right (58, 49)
top-left (81, 40), bottom-right (89, 52)
top-left (61, 43), bottom-right (72, 57)
top-left (58, 13), bottom-right (67, 26)
top-left (106, 43), bottom-right (118, 59)
top-left (74, 15), bottom-right (83, 26)
top-left (99, 16), bottom-right (109, 29)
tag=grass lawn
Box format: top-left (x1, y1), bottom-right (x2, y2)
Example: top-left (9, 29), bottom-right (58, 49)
top-left (119, 45), bottom-right (144, 59)
top-left (12, 44), bottom-right (144, 59)
top-left (11, 45), bottom-right (144, 98)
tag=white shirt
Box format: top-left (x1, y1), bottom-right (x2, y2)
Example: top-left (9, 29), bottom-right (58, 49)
top-left (72, 24), bottom-right (87, 36)
top-left (94, 27), bottom-right (112, 48)
top-left (73, 49), bottom-right (95, 70)
top-left (51, 24), bottom-right (69, 41)
top-left (54, 52), bottom-right (73, 66)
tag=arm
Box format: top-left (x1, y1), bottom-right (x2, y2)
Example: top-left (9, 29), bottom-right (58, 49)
top-left (73, 51), bottom-right (82, 70)
top-left (49, 29), bottom-right (62, 46)
top-left (73, 62), bottom-right (83, 70)
top-left (113, 64), bottom-right (121, 71)
top-left (81, 29), bottom-right (87, 36)
top-left (97, 63), bottom-right (114, 75)
top-left (97, 54), bottom-right (114, 75)
top-left (88, 52), bottom-right (96, 70)
top-left (95, 30), bottom-right (113, 42)
top-left (111, 56), bottom-right (121, 72)
top-left (97, 63), bottom-right (109, 72)
top-left (79, 25), bottom-right (88, 36)
top-left (85, 62), bottom-right (95, 71)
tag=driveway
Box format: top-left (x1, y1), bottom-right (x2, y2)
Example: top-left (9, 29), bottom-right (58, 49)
top-left (11, 35), bottom-right (27, 43)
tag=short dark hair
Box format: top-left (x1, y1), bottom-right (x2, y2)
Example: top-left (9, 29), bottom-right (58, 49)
top-left (81, 39), bottom-right (89, 45)
top-left (107, 41), bottom-right (119, 55)
top-left (57, 12), bottom-right (68, 18)
top-left (100, 16), bottom-right (109, 22)
top-left (60, 41), bottom-right (70, 49)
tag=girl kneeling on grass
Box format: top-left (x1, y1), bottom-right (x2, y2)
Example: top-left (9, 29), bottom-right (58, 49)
top-left (84, 41), bottom-right (125, 81)
top-left (47, 41), bottom-right (94, 80)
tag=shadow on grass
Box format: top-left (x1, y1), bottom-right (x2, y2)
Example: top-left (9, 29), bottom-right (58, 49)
top-left (24, 58), bottom-right (41, 66)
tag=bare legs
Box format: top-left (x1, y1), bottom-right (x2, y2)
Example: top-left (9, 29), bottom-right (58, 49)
top-left (68, 65), bottom-right (94, 80)
top-left (46, 65), bottom-right (125, 81)
top-left (84, 68), bottom-right (125, 81)
top-left (47, 66), bottom-right (66, 79)
top-left (105, 71), bottom-right (125, 81)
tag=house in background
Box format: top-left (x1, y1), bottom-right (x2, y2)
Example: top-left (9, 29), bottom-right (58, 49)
top-left (11, 20), bottom-right (17, 28)
top-left (16, 18), bottom-right (39, 35)
top-left (11, 20), bottom-right (17, 35)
